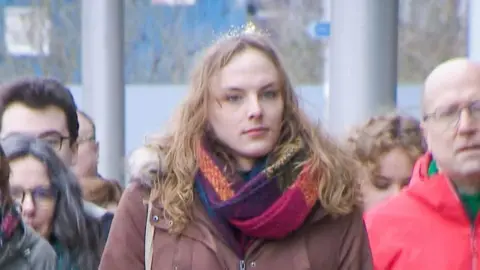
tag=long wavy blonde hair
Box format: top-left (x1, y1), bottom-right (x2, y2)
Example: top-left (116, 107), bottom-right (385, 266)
top-left (150, 32), bottom-right (361, 234)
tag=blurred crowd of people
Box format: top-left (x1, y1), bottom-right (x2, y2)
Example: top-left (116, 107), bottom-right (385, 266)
top-left (0, 30), bottom-right (479, 270)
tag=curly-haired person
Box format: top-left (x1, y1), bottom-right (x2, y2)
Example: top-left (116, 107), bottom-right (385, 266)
top-left (347, 114), bottom-right (426, 210)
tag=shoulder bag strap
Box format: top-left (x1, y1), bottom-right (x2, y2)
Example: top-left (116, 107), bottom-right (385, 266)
top-left (145, 200), bottom-right (155, 270)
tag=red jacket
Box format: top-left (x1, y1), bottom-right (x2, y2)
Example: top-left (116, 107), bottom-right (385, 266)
top-left (365, 153), bottom-right (479, 270)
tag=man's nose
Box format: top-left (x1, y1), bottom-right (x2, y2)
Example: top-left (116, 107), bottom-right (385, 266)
top-left (457, 109), bottom-right (477, 134)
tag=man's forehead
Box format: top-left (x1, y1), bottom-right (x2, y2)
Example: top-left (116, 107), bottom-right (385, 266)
top-left (1, 103), bottom-right (69, 137)
top-left (1, 126), bottom-right (63, 139)
top-left (423, 59), bottom-right (480, 110)
top-left (77, 114), bottom-right (94, 136)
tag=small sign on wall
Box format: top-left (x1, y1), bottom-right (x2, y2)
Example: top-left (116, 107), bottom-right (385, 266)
top-left (4, 6), bottom-right (51, 56)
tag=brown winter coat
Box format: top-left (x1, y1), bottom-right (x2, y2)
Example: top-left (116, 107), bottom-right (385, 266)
top-left (99, 181), bottom-right (372, 270)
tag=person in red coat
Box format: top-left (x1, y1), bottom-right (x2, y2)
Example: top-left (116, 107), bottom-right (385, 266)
top-left (366, 58), bottom-right (480, 269)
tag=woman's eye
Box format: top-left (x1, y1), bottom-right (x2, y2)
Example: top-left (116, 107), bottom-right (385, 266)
top-left (372, 176), bottom-right (391, 190)
top-left (33, 187), bottom-right (56, 199)
top-left (226, 95), bottom-right (242, 102)
top-left (262, 90), bottom-right (278, 99)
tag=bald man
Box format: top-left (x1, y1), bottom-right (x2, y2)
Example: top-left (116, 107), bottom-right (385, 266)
top-left (364, 58), bottom-right (480, 270)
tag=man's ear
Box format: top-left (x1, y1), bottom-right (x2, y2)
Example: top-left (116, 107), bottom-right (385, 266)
top-left (94, 141), bottom-right (100, 161)
top-left (420, 121), bottom-right (430, 152)
top-left (71, 141), bottom-right (79, 166)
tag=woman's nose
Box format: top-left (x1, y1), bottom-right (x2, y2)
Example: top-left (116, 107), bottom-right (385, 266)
top-left (21, 194), bottom-right (36, 216)
top-left (247, 97), bottom-right (263, 120)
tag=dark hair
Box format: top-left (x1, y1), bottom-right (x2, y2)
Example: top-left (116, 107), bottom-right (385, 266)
top-left (1, 134), bottom-right (103, 270)
top-left (0, 77), bottom-right (79, 144)
top-left (0, 145), bottom-right (11, 205)
top-left (77, 110), bottom-right (96, 140)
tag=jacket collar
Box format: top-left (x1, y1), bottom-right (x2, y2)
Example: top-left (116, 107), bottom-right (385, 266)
top-left (0, 222), bottom-right (32, 266)
top-left (407, 153), bottom-right (470, 225)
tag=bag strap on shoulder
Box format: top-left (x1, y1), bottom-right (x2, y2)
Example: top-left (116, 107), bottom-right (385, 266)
top-left (145, 201), bottom-right (155, 270)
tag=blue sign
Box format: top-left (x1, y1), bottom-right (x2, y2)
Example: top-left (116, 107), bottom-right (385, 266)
top-left (307, 21), bottom-right (331, 40)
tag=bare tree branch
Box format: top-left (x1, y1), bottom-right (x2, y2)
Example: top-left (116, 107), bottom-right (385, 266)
top-left (252, 0), bottom-right (467, 84)
top-left (0, 0), bottom-right (466, 85)
top-left (397, 0), bottom-right (466, 82)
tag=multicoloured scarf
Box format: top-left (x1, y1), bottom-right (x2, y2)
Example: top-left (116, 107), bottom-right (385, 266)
top-left (195, 137), bottom-right (319, 256)
top-left (0, 203), bottom-right (21, 247)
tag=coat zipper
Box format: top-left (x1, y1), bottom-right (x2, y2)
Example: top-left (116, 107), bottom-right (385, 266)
top-left (239, 260), bottom-right (246, 270)
top-left (473, 225), bottom-right (478, 270)
top-left (444, 180), bottom-right (479, 270)
top-left (239, 237), bottom-right (263, 270)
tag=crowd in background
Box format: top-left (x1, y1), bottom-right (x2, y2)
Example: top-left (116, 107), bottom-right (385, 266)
top-left (0, 31), bottom-right (479, 270)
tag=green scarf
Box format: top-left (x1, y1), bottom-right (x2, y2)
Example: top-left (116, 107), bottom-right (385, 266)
top-left (428, 159), bottom-right (480, 222)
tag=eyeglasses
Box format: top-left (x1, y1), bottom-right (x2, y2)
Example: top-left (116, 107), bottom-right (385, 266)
top-left (10, 186), bottom-right (58, 207)
top-left (423, 101), bottom-right (480, 131)
top-left (77, 136), bottom-right (95, 145)
top-left (38, 133), bottom-right (70, 151)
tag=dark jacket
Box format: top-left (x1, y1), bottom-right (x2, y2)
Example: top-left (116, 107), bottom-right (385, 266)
top-left (83, 200), bottom-right (114, 243)
top-left (0, 223), bottom-right (57, 270)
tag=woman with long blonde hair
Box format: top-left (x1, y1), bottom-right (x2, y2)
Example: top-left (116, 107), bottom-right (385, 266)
top-left (100, 32), bottom-right (372, 269)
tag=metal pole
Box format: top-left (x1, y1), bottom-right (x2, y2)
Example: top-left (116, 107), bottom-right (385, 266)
top-left (81, 0), bottom-right (125, 184)
top-left (469, 0), bottom-right (480, 60)
top-left (328, 0), bottom-right (398, 137)
top-left (81, 0), bottom-right (93, 116)
top-left (322, 0), bottom-right (331, 123)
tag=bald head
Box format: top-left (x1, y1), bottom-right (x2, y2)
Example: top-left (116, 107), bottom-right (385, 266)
top-left (423, 58), bottom-right (480, 113)
top-left (421, 58), bottom-right (480, 193)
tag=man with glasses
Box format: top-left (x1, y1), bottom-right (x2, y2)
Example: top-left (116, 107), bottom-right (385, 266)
top-left (0, 78), bottom-right (113, 240)
top-left (365, 58), bottom-right (480, 269)
top-left (73, 110), bottom-right (122, 211)
top-left (0, 79), bottom-right (78, 165)
top-left (73, 110), bottom-right (99, 179)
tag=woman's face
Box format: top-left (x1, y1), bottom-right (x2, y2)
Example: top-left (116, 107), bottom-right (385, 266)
top-left (362, 147), bottom-right (414, 210)
top-left (207, 48), bottom-right (284, 171)
top-left (9, 156), bottom-right (56, 238)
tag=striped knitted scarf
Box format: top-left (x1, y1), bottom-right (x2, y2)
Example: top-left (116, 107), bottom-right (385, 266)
top-left (195, 137), bottom-right (319, 256)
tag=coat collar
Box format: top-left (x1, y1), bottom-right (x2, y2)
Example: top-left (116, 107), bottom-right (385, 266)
top-left (407, 153), bottom-right (470, 225)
